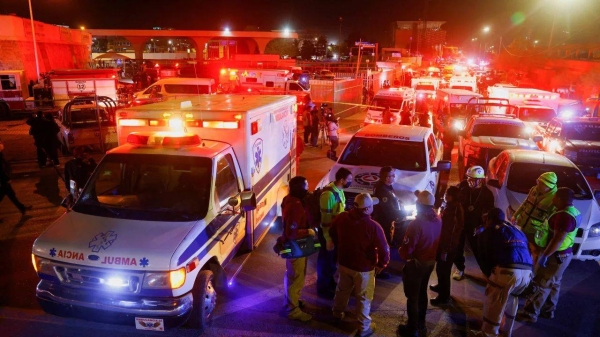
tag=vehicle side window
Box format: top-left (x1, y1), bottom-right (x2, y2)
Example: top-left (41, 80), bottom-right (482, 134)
top-left (495, 155), bottom-right (509, 185)
top-left (215, 154), bottom-right (240, 206)
top-left (288, 82), bottom-right (301, 91)
top-left (553, 122), bottom-right (562, 136)
top-left (143, 85), bottom-right (158, 95)
top-left (427, 134), bottom-right (436, 166)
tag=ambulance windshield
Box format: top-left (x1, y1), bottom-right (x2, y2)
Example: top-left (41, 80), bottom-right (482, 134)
top-left (75, 154), bottom-right (212, 221)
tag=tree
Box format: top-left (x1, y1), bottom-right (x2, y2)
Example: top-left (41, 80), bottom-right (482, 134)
top-left (264, 38), bottom-right (299, 57)
top-left (578, 66), bottom-right (600, 99)
top-left (299, 40), bottom-right (316, 60)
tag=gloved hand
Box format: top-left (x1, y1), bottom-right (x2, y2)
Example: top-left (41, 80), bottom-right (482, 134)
top-left (326, 240), bottom-right (335, 251)
top-left (538, 254), bottom-right (549, 268)
top-left (307, 229), bottom-right (316, 237)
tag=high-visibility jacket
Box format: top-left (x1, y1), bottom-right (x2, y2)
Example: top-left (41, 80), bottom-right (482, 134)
top-left (535, 206), bottom-right (582, 250)
top-left (514, 186), bottom-right (557, 235)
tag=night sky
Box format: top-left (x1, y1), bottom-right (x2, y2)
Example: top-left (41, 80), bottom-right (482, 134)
top-left (1, 0), bottom-right (599, 47)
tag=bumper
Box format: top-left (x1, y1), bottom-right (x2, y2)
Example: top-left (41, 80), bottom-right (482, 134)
top-left (573, 233), bottom-right (600, 261)
top-left (36, 280), bottom-right (193, 328)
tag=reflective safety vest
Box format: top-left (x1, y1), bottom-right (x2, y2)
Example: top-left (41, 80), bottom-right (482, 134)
top-left (515, 186), bottom-right (557, 235)
top-left (534, 206), bottom-right (582, 250)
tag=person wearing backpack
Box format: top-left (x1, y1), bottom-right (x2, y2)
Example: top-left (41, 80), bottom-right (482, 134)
top-left (429, 185), bottom-right (464, 306)
top-left (317, 167), bottom-right (352, 299)
top-left (469, 208), bottom-right (532, 337)
top-left (281, 176), bottom-right (316, 322)
top-left (517, 187), bottom-right (581, 324)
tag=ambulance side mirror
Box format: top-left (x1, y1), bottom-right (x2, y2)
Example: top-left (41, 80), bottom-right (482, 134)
top-left (432, 160), bottom-right (451, 172)
top-left (240, 191), bottom-right (257, 211)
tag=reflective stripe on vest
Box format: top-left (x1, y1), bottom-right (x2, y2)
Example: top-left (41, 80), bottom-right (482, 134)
top-left (535, 206), bottom-right (581, 249)
top-left (517, 188), bottom-right (555, 233)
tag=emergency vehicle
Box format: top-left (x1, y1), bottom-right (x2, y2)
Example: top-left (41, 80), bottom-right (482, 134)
top-left (487, 86), bottom-right (560, 112)
top-left (48, 69), bottom-right (121, 109)
top-left (1, 69), bottom-right (121, 117)
top-left (220, 68), bottom-right (311, 110)
top-left (364, 87), bottom-right (416, 125)
top-left (32, 95), bottom-right (298, 331)
top-left (449, 75), bottom-right (477, 92)
top-left (434, 88), bottom-right (482, 132)
top-left (132, 77), bottom-right (216, 106)
top-left (318, 124), bottom-right (450, 225)
top-left (0, 70), bottom-right (27, 117)
top-left (411, 77), bottom-right (440, 101)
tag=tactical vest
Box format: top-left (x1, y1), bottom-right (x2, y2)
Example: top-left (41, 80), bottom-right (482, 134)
top-left (534, 206), bottom-right (582, 250)
top-left (516, 186), bottom-right (556, 235)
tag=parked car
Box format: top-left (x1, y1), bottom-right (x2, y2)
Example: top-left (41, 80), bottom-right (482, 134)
top-left (538, 117), bottom-right (600, 177)
top-left (486, 149), bottom-right (600, 261)
top-left (458, 114), bottom-right (541, 176)
top-left (314, 69), bottom-right (335, 80)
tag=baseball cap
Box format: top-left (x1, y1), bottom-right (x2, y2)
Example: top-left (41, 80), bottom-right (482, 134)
top-left (354, 193), bottom-right (379, 208)
top-left (415, 190), bottom-right (435, 206)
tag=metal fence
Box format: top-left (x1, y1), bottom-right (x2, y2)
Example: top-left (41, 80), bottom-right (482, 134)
top-left (309, 78), bottom-right (363, 118)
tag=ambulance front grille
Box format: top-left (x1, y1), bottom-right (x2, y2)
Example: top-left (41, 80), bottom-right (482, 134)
top-left (53, 264), bottom-right (143, 294)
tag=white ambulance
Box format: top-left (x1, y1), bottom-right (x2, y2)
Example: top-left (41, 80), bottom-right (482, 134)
top-left (449, 75), bottom-right (477, 92)
top-left (364, 87), bottom-right (416, 125)
top-left (32, 95), bottom-right (298, 332)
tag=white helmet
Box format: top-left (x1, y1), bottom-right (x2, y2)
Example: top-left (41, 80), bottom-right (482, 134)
top-left (466, 165), bottom-right (485, 179)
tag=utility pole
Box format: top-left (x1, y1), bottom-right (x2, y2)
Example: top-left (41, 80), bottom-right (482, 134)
top-left (355, 39), bottom-right (362, 78)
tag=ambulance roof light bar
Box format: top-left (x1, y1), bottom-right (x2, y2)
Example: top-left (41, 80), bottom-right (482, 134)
top-left (126, 132), bottom-right (201, 147)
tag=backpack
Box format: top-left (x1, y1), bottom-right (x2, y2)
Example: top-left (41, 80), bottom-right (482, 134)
top-left (306, 186), bottom-right (341, 226)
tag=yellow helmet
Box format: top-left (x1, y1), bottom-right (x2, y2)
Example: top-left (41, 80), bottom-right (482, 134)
top-left (466, 165), bottom-right (485, 179)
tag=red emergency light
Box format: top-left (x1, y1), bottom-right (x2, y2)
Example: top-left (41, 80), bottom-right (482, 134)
top-left (126, 133), bottom-right (150, 145)
top-left (162, 134), bottom-right (201, 146)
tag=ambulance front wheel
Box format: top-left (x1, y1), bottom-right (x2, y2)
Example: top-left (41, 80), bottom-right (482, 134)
top-left (188, 270), bottom-right (217, 331)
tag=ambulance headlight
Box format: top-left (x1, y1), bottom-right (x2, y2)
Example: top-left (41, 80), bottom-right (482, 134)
top-left (106, 276), bottom-right (129, 288)
top-left (525, 126), bottom-right (533, 134)
top-left (143, 268), bottom-right (186, 289)
top-left (589, 223), bottom-right (600, 237)
top-left (32, 255), bottom-right (52, 274)
top-left (453, 120), bottom-right (464, 130)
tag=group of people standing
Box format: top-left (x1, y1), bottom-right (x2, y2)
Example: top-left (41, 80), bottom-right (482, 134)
top-left (301, 102), bottom-right (339, 159)
top-left (279, 163), bottom-right (581, 337)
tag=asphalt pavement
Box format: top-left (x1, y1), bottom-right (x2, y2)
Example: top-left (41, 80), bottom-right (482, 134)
top-left (1, 114), bottom-right (600, 337)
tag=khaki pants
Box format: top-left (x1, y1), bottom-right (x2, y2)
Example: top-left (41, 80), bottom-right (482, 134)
top-left (482, 267), bottom-right (532, 336)
top-left (284, 257), bottom-right (307, 314)
top-left (332, 265), bottom-right (376, 332)
top-left (524, 253), bottom-right (572, 318)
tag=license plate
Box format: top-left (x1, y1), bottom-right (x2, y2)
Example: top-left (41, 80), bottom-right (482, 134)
top-left (135, 317), bottom-right (165, 331)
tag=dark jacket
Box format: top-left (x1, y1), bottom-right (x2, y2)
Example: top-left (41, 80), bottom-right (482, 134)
top-left (330, 208), bottom-right (390, 272)
top-left (281, 195), bottom-right (312, 241)
top-left (372, 181), bottom-right (404, 228)
top-left (438, 200), bottom-right (464, 256)
top-left (399, 208), bottom-right (442, 263)
top-left (64, 157), bottom-right (97, 191)
top-left (458, 180), bottom-right (495, 231)
top-left (477, 221), bottom-right (533, 277)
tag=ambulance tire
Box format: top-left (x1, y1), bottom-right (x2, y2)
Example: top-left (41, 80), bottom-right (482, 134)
top-left (0, 102), bottom-right (10, 119)
top-left (188, 270), bottom-right (217, 331)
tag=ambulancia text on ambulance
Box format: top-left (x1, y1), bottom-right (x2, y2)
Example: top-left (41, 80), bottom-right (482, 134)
top-left (364, 87), bottom-right (416, 125)
top-left (32, 95), bottom-right (298, 332)
top-left (318, 124), bottom-right (450, 231)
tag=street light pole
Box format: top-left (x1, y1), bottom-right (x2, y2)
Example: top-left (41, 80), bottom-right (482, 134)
top-left (27, 0), bottom-right (41, 83)
top-left (548, 11), bottom-right (557, 52)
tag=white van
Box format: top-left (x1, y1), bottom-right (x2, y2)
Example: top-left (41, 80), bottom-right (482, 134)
top-left (33, 95), bottom-right (298, 332)
top-left (133, 78), bottom-right (216, 102)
